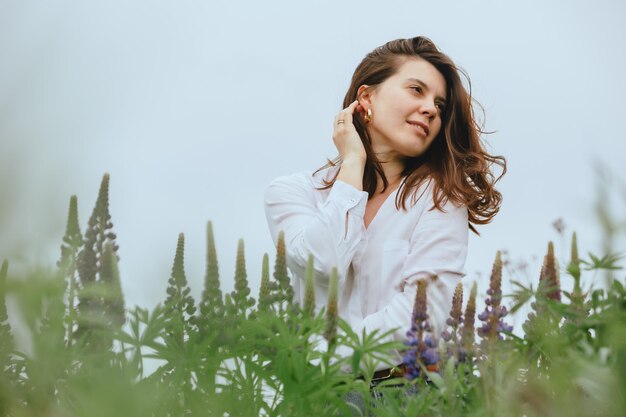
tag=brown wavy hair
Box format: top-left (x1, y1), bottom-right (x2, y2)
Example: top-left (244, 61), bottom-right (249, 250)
top-left (315, 36), bottom-right (506, 234)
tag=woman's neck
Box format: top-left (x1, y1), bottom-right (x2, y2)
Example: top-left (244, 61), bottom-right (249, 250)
top-left (375, 160), bottom-right (405, 194)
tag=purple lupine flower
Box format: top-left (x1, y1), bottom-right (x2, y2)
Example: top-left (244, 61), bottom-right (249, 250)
top-left (478, 251), bottom-right (513, 343)
top-left (420, 335), bottom-right (440, 371)
top-left (403, 280), bottom-right (440, 379)
top-left (441, 329), bottom-right (452, 342)
top-left (440, 283), bottom-right (468, 363)
top-left (421, 347), bottom-right (439, 364)
top-left (460, 282), bottom-right (477, 358)
top-left (447, 283), bottom-right (463, 328)
top-left (402, 350), bottom-right (416, 365)
top-left (423, 334), bottom-right (436, 348)
top-left (497, 321), bottom-right (513, 333)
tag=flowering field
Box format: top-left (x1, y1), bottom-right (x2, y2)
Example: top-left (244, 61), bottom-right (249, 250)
top-left (1, 174), bottom-right (624, 417)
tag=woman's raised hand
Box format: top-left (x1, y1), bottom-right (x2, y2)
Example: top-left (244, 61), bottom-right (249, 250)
top-left (333, 100), bottom-right (367, 163)
top-left (334, 100), bottom-right (367, 192)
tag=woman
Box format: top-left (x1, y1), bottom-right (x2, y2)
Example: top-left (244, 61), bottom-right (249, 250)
top-left (264, 36), bottom-right (505, 379)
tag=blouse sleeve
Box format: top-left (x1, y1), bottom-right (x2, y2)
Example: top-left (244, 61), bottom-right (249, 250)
top-left (350, 195), bottom-right (469, 361)
top-left (264, 172), bottom-right (369, 286)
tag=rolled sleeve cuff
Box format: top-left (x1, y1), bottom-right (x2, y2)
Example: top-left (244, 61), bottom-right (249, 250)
top-left (326, 180), bottom-right (368, 217)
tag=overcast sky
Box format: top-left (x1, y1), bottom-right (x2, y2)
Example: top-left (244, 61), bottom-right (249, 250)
top-left (1, 0), bottom-right (625, 332)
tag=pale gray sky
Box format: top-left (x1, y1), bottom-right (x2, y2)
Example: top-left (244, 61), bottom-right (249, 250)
top-left (1, 0), bottom-right (625, 328)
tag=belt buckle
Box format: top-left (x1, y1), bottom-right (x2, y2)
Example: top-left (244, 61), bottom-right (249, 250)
top-left (370, 365), bottom-right (403, 384)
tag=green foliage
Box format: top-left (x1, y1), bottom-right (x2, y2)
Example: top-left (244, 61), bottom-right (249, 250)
top-left (0, 260), bottom-right (15, 417)
top-left (0, 259), bottom-right (11, 350)
top-left (0, 176), bottom-right (625, 416)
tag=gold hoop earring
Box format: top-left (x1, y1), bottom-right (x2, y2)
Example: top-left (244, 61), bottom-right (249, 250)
top-left (364, 108), bottom-right (372, 123)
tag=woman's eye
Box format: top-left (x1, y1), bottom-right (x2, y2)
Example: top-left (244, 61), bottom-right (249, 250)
top-left (411, 86), bottom-right (422, 94)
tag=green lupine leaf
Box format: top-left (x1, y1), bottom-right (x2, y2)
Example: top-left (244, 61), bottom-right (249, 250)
top-left (425, 369), bottom-right (445, 390)
top-left (351, 350), bottom-right (362, 377)
top-left (584, 252), bottom-right (624, 271)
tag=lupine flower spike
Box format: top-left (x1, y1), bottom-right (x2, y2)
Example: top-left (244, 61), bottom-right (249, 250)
top-left (460, 281), bottom-right (477, 361)
top-left (200, 221), bottom-right (224, 322)
top-left (569, 232), bottom-right (580, 280)
top-left (403, 279), bottom-right (439, 380)
top-left (258, 253), bottom-right (271, 312)
top-left (303, 254), bottom-right (316, 316)
top-left (478, 251), bottom-right (513, 342)
top-left (441, 283), bottom-right (464, 360)
top-left (229, 239), bottom-right (255, 318)
top-left (323, 267), bottom-right (339, 348)
top-left (567, 233), bottom-right (588, 326)
top-left (101, 242), bottom-right (125, 328)
top-left (58, 195), bottom-right (82, 346)
top-left (164, 233), bottom-right (198, 345)
top-left (443, 283), bottom-right (464, 337)
top-left (75, 174), bottom-right (122, 348)
top-left (539, 242), bottom-right (561, 301)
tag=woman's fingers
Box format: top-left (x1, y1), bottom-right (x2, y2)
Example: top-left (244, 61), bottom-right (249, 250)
top-left (334, 101), bottom-right (357, 125)
top-left (340, 100), bottom-right (359, 124)
top-left (333, 100), bottom-right (356, 131)
top-left (332, 100), bottom-right (366, 161)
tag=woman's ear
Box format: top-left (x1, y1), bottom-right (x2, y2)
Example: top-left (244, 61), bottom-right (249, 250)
top-left (357, 85), bottom-right (373, 110)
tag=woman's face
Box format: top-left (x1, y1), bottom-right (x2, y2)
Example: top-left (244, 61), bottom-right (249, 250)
top-left (359, 57), bottom-right (447, 162)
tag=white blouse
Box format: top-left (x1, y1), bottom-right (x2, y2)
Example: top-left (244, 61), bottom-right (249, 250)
top-left (264, 164), bottom-right (469, 369)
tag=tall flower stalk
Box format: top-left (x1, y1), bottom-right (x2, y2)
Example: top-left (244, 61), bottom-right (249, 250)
top-left (57, 195), bottom-right (82, 346)
top-left (539, 242), bottom-right (560, 301)
top-left (272, 231), bottom-right (294, 315)
top-left (460, 281), bottom-right (478, 362)
top-left (324, 267), bottom-right (339, 350)
top-left (164, 233), bottom-right (197, 347)
top-left (258, 253), bottom-right (271, 312)
top-left (523, 241), bottom-right (565, 365)
top-left (442, 283), bottom-right (464, 361)
top-left (403, 279), bottom-right (439, 380)
top-left (198, 221), bottom-right (224, 338)
top-left (227, 239), bottom-right (255, 319)
top-left (478, 251), bottom-right (513, 344)
top-left (303, 254), bottom-right (316, 316)
top-left (565, 232), bottom-right (588, 327)
top-left (75, 174), bottom-right (124, 349)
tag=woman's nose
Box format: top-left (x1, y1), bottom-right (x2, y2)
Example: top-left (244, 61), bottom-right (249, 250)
top-left (420, 100), bottom-right (437, 120)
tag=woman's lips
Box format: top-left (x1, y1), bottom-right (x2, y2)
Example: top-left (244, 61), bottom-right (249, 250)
top-left (407, 120), bottom-right (429, 136)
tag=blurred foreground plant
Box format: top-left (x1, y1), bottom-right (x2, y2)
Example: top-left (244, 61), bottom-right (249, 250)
top-left (0, 174), bottom-right (624, 417)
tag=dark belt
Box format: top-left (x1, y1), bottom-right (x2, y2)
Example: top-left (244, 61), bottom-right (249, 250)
top-left (369, 364), bottom-right (406, 383)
